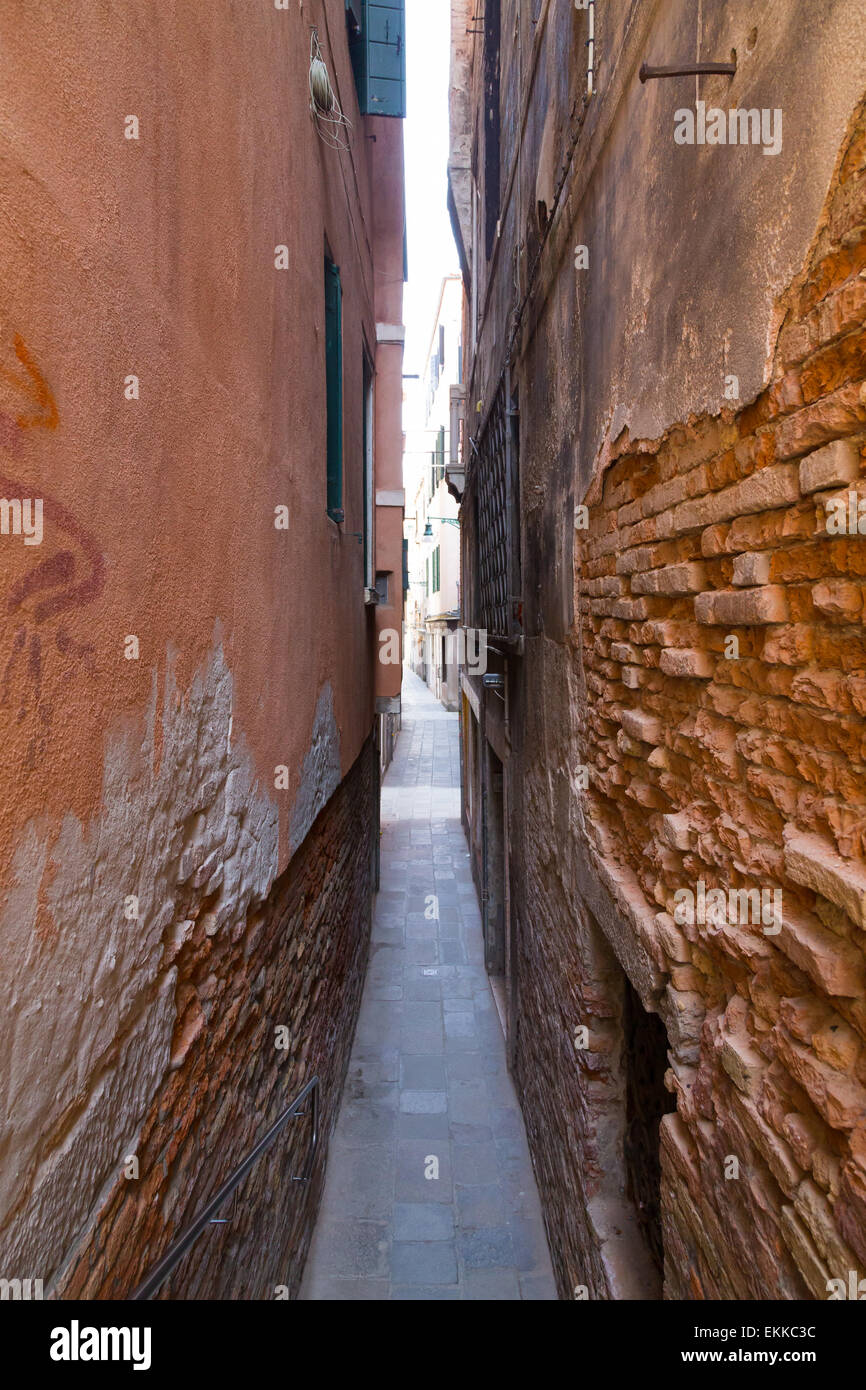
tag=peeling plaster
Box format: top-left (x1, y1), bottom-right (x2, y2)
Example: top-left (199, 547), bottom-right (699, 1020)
top-left (0, 643), bottom-right (279, 1279)
top-left (288, 683), bottom-right (342, 855)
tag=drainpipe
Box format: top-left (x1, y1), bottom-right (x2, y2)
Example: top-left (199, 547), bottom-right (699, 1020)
top-left (503, 659), bottom-right (510, 747)
top-left (587, 0), bottom-right (595, 98)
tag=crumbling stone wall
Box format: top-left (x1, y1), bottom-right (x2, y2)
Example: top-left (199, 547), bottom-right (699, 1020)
top-left (454, 0), bottom-right (866, 1305)
top-left (55, 728), bottom-right (375, 1300)
top-left (570, 100), bottom-right (866, 1300)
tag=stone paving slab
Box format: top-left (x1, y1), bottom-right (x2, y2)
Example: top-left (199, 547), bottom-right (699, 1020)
top-left (300, 669), bottom-right (557, 1301)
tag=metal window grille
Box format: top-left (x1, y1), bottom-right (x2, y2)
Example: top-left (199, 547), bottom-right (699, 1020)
top-left (474, 376), bottom-right (521, 642)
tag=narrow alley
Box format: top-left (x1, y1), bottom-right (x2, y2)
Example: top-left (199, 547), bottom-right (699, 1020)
top-left (301, 670), bottom-right (556, 1300)
top-left (5, 0), bottom-right (866, 1351)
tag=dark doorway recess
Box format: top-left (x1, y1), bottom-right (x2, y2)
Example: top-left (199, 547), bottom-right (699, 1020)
top-left (622, 979), bottom-right (677, 1274)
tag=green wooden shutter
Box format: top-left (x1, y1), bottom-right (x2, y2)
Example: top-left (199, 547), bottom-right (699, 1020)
top-left (348, 0), bottom-right (406, 118)
top-left (362, 354), bottom-right (372, 578)
top-left (436, 425), bottom-right (445, 486)
top-left (325, 258), bottom-right (343, 522)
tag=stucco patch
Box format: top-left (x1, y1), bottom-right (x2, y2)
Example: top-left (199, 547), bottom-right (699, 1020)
top-left (0, 643), bottom-right (278, 1281)
top-left (288, 683), bottom-right (342, 854)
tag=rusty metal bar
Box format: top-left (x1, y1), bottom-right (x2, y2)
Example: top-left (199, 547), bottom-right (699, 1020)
top-left (129, 1075), bottom-right (319, 1301)
top-left (639, 61), bottom-right (736, 83)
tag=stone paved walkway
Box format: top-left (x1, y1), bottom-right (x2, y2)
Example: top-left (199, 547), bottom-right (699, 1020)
top-left (300, 668), bottom-right (556, 1300)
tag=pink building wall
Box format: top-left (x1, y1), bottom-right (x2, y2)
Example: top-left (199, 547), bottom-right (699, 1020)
top-left (0, 0), bottom-right (404, 1295)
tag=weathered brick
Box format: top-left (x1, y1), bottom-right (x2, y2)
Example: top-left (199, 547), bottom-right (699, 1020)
top-left (584, 574), bottom-right (628, 597)
top-left (659, 648), bottom-right (715, 679)
top-left (615, 545), bottom-right (657, 575)
top-left (631, 562), bottom-right (707, 596)
top-left (774, 381), bottom-right (866, 460)
top-left (620, 709), bottom-right (664, 744)
top-left (670, 464), bottom-right (801, 535)
top-left (590, 596), bottom-right (649, 620)
top-left (732, 551), bottom-right (772, 586)
top-left (775, 1028), bottom-right (866, 1131)
top-left (776, 901), bottom-right (865, 996)
top-left (784, 829), bottom-right (866, 930)
top-left (695, 586), bottom-right (790, 626)
top-left (717, 1024), bottom-right (765, 1098)
top-left (799, 438), bottom-right (861, 493)
top-left (812, 577), bottom-right (863, 620)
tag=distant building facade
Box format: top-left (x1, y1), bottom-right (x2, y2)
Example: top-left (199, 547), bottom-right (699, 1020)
top-left (404, 274), bottom-right (463, 711)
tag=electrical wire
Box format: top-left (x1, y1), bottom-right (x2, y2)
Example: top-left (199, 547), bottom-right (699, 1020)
top-left (309, 29), bottom-right (352, 150)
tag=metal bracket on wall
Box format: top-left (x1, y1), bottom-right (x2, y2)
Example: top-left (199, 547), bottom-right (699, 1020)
top-left (639, 61), bottom-right (736, 83)
top-left (209, 1189), bottom-right (239, 1225)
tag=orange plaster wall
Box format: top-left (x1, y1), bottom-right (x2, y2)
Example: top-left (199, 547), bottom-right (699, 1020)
top-left (0, 0), bottom-right (403, 877)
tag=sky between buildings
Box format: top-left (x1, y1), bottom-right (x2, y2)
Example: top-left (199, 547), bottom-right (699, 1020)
top-left (403, 0), bottom-right (460, 379)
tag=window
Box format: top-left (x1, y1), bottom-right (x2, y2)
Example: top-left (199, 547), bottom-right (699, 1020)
top-left (432, 545), bottom-right (440, 595)
top-left (375, 571), bottom-right (390, 604)
top-left (429, 351), bottom-right (440, 401)
top-left (347, 1), bottom-right (406, 118)
top-left (324, 256), bottom-right (343, 523)
top-left (474, 376), bottom-right (521, 640)
top-left (363, 353), bottom-right (373, 582)
top-left (435, 425), bottom-right (445, 488)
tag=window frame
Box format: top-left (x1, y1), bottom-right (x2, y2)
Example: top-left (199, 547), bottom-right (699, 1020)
top-left (324, 255), bottom-right (344, 524)
top-left (362, 349), bottom-right (374, 583)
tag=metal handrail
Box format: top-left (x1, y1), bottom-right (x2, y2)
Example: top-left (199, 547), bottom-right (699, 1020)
top-left (129, 1075), bottom-right (319, 1301)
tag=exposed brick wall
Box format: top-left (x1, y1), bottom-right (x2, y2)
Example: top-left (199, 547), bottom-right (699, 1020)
top-left (451, 0), bottom-right (866, 1309)
top-left (55, 735), bottom-right (376, 1301)
top-left (567, 101), bottom-right (866, 1299)
top-left (511, 638), bottom-right (664, 1299)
